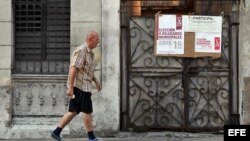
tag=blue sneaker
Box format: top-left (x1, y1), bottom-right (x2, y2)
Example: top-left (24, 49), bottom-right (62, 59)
top-left (51, 131), bottom-right (63, 141)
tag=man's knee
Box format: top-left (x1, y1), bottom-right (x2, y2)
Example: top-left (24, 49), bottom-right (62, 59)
top-left (66, 112), bottom-right (77, 118)
top-left (83, 113), bottom-right (92, 122)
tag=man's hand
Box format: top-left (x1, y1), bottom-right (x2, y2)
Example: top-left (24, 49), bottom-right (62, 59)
top-left (67, 88), bottom-right (74, 98)
top-left (95, 80), bottom-right (102, 92)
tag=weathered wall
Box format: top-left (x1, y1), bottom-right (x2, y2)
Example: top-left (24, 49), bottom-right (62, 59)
top-left (0, 0), bottom-right (13, 138)
top-left (68, 0), bottom-right (120, 137)
top-left (68, 0), bottom-right (102, 137)
top-left (100, 0), bottom-right (120, 135)
top-left (0, 0), bottom-right (12, 85)
top-left (240, 0), bottom-right (250, 124)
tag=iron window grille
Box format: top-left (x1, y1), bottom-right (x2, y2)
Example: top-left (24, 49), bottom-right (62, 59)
top-left (13, 0), bottom-right (70, 74)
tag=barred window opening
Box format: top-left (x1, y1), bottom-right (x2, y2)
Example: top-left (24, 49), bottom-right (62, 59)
top-left (14, 0), bottom-right (70, 74)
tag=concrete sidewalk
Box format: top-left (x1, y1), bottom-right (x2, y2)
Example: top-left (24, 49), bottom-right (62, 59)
top-left (0, 138), bottom-right (166, 141)
top-left (0, 132), bottom-right (224, 141)
top-left (0, 137), bottom-right (223, 141)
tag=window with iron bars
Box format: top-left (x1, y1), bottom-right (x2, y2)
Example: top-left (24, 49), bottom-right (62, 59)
top-left (13, 0), bottom-right (70, 74)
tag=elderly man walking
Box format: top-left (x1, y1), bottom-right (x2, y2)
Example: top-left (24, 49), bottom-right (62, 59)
top-left (51, 31), bottom-right (102, 141)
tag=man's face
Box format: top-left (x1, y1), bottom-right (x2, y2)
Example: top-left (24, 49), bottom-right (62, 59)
top-left (89, 36), bottom-right (99, 49)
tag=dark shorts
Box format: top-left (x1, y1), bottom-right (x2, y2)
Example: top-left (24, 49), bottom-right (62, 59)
top-left (68, 87), bottom-right (93, 114)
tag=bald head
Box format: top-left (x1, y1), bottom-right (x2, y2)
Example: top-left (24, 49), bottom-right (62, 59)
top-left (86, 31), bottom-right (98, 41)
top-left (86, 31), bottom-right (99, 49)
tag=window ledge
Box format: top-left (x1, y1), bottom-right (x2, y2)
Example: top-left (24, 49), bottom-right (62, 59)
top-left (11, 74), bottom-right (68, 83)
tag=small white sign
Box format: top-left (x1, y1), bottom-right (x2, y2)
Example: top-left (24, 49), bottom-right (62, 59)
top-left (156, 15), bottom-right (184, 54)
top-left (183, 15), bottom-right (222, 33)
top-left (195, 33), bottom-right (221, 53)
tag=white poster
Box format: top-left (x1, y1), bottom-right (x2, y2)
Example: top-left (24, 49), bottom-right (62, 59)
top-left (156, 15), bottom-right (184, 54)
top-left (183, 15), bottom-right (222, 53)
top-left (195, 33), bottom-right (221, 53)
top-left (183, 15), bottom-right (222, 33)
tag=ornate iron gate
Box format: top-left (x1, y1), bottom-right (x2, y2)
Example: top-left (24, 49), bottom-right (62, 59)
top-left (121, 0), bottom-right (240, 132)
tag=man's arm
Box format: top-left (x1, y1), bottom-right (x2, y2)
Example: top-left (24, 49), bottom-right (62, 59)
top-left (67, 67), bottom-right (77, 97)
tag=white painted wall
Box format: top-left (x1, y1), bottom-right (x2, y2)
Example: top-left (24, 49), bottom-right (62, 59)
top-left (239, 0), bottom-right (250, 124)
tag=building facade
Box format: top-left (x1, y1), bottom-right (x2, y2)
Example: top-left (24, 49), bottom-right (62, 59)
top-left (0, 0), bottom-right (249, 139)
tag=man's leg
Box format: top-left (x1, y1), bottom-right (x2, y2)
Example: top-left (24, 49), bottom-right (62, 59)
top-left (58, 111), bottom-right (77, 128)
top-left (51, 112), bottom-right (77, 141)
top-left (83, 113), bottom-right (97, 141)
top-left (83, 113), bottom-right (93, 131)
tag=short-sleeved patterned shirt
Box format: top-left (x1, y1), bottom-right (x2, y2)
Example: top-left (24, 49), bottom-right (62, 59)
top-left (68, 43), bottom-right (95, 92)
